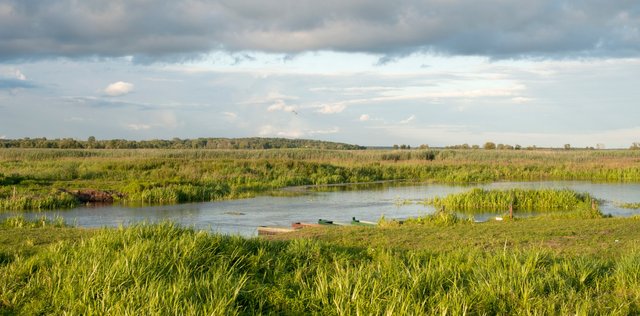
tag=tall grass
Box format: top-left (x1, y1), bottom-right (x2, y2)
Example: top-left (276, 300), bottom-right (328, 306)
top-left (2, 148), bottom-right (640, 211)
top-left (426, 188), bottom-right (597, 214)
top-left (2, 214), bottom-right (68, 228)
top-left (2, 223), bottom-right (640, 314)
top-left (617, 202), bottom-right (640, 209)
top-left (0, 190), bottom-right (78, 211)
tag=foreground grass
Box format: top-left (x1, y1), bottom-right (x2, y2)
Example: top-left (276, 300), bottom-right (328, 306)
top-left (2, 217), bottom-right (640, 314)
top-left (2, 148), bottom-right (640, 211)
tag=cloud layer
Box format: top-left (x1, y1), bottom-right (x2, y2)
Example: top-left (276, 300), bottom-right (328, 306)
top-left (1, 0), bottom-right (639, 61)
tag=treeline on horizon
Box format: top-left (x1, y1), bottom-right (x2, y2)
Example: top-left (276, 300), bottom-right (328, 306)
top-left (0, 137), bottom-right (366, 150)
top-left (2, 137), bottom-right (640, 151)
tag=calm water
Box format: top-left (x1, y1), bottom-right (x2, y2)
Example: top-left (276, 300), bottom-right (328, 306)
top-left (4, 181), bottom-right (640, 236)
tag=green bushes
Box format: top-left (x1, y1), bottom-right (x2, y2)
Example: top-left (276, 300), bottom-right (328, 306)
top-left (2, 223), bottom-right (640, 314)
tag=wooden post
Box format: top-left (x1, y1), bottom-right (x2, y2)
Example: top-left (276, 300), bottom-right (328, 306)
top-left (592, 199), bottom-right (597, 211)
top-left (509, 202), bottom-right (513, 220)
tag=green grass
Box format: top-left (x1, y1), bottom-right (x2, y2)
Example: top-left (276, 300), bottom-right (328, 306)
top-left (426, 188), bottom-right (597, 214)
top-left (2, 148), bottom-right (640, 211)
top-left (3, 217), bottom-right (640, 314)
top-left (617, 202), bottom-right (640, 209)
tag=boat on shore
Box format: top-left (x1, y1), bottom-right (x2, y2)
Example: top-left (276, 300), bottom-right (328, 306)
top-left (291, 222), bottom-right (322, 229)
top-left (257, 226), bottom-right (296, 236)
top-left (351, 217), bottom-right (377, 226)
top-left (259, 217), bottom-right (378, 236)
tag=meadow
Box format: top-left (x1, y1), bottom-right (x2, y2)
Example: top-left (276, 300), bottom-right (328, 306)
top-left (2, 215), bottom-right (640, 314)
top-left (2, 148), bottom-right (640, 211)
top-left (2, 147), bottom-right (640, 314)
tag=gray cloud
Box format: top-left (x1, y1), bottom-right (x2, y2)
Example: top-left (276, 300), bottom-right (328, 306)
top-left (0, 78), bottom-right (36, 89)
top-left (1, 0), bottom-right (639, 61)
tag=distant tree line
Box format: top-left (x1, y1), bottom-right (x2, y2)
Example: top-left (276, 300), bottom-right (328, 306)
top-left (0, 137), bottom-right (366, 150)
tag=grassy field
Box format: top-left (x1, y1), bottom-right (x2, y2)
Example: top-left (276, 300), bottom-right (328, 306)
top-left (2, 216), bottom-right (640, 314)
top-left (2, 148), bottom-right (640, 211)
top-left (2, 148), bottom-right (640, 313)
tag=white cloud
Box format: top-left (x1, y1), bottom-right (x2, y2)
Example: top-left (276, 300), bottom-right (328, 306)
top-left (376, 125), bottom-right (640, 148)
top-left (400, 115), bottom-right (416, 124)
top-left (243, 91), bottom-right (299, 105)
top-left (267, 100), bottom-right (297, 112)
top-left (104, 81), bottom-right (134, 97)
top-left (308, 127), bottom-right (340, 135)
top-left (126, 123), bottom-right (151, 131)
top-left (359, 114), bottom-right (370, 121)
top-left (223, 111), bottom-right (238, 121)
top-left (258, 125), bottom-right (303, 138)
top-left (265, 91), bottom-right (298, 101)
top-left (14, 70), bottom-right (26, 81)
top-left (0, 135), bottom-right (6, 139)
top-left (316, 104), bottom-right (346, 114)
top-left (258, 125), bottom-right (339, 138)
top-left (511, 97), bottom-right (534, 104)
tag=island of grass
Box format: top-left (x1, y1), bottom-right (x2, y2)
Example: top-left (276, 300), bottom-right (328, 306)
top-left (424, 188), bottom-right (601, 218)
top-left (617, 202), bottom-right (640, 209)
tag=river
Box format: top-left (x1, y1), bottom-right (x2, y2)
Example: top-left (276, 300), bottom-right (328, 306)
top-left (3, 181), bottom-right (640, 236)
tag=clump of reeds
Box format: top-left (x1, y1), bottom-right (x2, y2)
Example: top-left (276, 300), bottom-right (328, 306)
top-left (0, 190), bottom-right (78, 211)
top-left (2, 215), bottom-right (68, 228)
top-left (426, 188), bottom-right (598, 214)
top-left (617, 202), bottom-right (640, 209)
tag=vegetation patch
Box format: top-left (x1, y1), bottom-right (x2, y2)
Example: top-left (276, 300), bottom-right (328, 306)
top-left (425, 188), bottom-right (597, 214)
top-left (2, 148), bottom-right (640, 211)
top-left (617, 202), bottom-right (640, 209)
top-left (2, 220), bottom-right (640, 314)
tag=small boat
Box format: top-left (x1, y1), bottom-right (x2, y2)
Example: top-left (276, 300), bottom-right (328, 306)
top-left (257, 226), bottom-right (296, 236)
top-left (351, 217), bottom-right (377, 226)
top-left (318, 219), bottom-right (349, 226)
top-left (291, 222), bottom-right (322, 229)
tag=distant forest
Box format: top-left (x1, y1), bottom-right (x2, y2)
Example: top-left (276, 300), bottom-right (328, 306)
top-left (0, 137), bottom-right (366, 150)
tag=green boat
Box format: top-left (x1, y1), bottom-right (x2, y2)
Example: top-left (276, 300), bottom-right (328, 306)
top-left (351, 217), bottom-right (377, 226)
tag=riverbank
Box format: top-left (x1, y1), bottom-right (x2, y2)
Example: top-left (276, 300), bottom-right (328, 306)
top-left (2, 215), bottom-right (640, 314)
top-left (2, 148), bottom-right (640, 211)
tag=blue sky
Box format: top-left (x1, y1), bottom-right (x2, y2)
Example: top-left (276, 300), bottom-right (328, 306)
top-left (1, 1), bottom-right (640, 147)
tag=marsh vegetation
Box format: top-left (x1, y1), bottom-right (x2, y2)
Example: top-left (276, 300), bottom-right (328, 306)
top-left (2, 148), bottom-right (640, 211)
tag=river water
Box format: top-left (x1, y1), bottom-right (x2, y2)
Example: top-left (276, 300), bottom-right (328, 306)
top-left (3, 181), bottom-right (640, 236)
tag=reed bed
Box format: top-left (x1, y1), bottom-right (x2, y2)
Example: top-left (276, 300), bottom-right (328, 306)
top-left (2, 222), bottom-right (640, 314)
top-left (2, 148), bottom-right (640, 211)
top-left (617, 202), bottom-right (640, 209)
top-left (426, 188), bottom-right (597, 214)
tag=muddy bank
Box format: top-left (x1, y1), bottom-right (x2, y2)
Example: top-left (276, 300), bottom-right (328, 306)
top-left (59, 189), bottom-right (123, 204)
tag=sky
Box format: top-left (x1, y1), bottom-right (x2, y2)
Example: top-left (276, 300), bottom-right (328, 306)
top-left (1, 1), bottom-right (640, 148)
